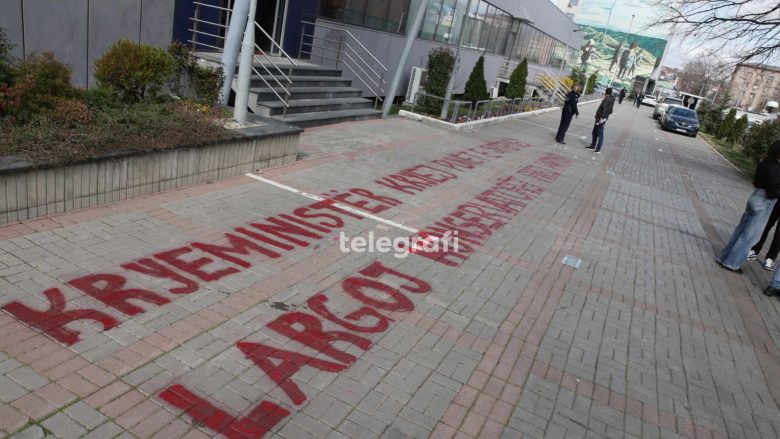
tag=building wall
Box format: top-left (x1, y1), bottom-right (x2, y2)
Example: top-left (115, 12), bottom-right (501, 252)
top-left (728, 65), bottom-right (780, 112)
top-left (492, 0), bottom-right (581, 48)
top-left (0, 0), bottom-right (176, 88)
top-left (311, 19), bottom-right (568, 99)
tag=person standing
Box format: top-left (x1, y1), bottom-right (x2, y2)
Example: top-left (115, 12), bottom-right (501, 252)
top-left (555, 87), bottom-right (580, 144)
top-left (586, 88), bottom-right (615, 154)
top-left (747, 201), bottom-right (780, 270)
top-left (635, 91), bottom-right (644, 108)
top-left (618, 88), bottom-right (627, 104)
top-left (718, 140), bottom-right (780, 274)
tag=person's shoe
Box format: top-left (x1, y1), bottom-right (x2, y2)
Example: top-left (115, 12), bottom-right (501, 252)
top-left (595, 150), bottom-right (602, 154)
top-left (716, 260), bottom-right (744, 274)
top-left (556, 140), bottom-right (566, 144)
top-left (764, 258), bottom-right (775, 271)
top-left (747, 250), bottom-right (757, 260)
top-left (586, 145), bottom-right (595, 149)
top-left (762, 286), bottom-right (780, 297)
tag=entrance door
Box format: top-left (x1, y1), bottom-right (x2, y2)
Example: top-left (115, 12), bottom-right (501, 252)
top-left (256, 0), bottom-right (287, 54)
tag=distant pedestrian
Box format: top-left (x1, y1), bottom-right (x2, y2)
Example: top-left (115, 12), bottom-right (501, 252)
top-left (718, 140), bottom-right (780, 274)
top-left (618, 88), bottom-right (627, 104)
top-left (586, 87), bottom-right (615, 154)
top-left (635, 91), bottom-right (644, 108)
top-left (747, 201), bottom-right (780, 271)
top-left (555, 87), bottom-right (580, 144)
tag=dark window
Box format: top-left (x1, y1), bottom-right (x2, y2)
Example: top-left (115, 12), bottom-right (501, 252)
top-left (319, 0), bottom-right (412, 33)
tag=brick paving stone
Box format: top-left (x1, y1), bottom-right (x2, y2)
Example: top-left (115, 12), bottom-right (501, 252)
top-left (1, 102), bottom-right (780, 438)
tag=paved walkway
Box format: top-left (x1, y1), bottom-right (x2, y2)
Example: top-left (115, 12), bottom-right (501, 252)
top-left (1, 99), bottom-right (779, 439)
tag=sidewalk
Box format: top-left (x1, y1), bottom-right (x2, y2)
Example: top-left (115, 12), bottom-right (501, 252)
top-left (0, 100), bottom-right (779, 439)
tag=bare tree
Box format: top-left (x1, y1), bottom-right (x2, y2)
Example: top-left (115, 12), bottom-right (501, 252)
top-left (676, 51), bottom-right (731, 97)
top-left (654, 0), bottom-right (780, 64)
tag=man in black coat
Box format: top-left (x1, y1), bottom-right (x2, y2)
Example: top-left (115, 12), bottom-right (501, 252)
top-left (618, 88), bottom-right (627, 104)
top-left (586, 88), bottom-right (615, 153)
top-left (555, 87), bottom-right (580, 144)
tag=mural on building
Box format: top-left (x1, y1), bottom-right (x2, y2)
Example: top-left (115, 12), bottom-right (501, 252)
top-left (574, 0), bottom-right (670, 89)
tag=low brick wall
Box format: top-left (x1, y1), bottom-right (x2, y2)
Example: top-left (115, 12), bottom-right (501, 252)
top-left (0, 128), bottom-right (300, 224)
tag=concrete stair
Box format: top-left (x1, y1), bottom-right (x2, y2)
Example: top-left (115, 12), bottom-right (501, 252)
top-left (195, 53), bottom-right (381, 128)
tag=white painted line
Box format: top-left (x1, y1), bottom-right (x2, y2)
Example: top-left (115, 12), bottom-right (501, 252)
top-left (244, 173), bottom-right (421, 234)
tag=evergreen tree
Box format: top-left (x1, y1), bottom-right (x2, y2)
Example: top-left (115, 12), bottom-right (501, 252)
top-left (419, 47), bottom-right (455, 115)
top-left (585, 73), bottom-right (597, 94)
top-left (718, 108), bottom-right (737, 140)
top-left (731, 114), bottom-right (749, 144)
top-left (505, 58), bottom-right (527, 100)
top-left (464, 55), bottom-right (489, 104)
top-left (568, 66), bottom-right (586, 90)
top-left (744, 119), bottom-right (780, 163)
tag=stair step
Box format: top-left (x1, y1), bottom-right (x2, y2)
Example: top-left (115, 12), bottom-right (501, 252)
top-left (251, 86), bottom-right (363, 100)
top-left (258, 97), bottom-right (374, 115)
top-left (251, 75), bottom-right (352, 88)
top-left (274, 108), bottom-right (382, 128)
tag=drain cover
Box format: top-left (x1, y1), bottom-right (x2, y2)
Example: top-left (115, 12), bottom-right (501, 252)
top-left (562, 255), bottom-right (582, 269)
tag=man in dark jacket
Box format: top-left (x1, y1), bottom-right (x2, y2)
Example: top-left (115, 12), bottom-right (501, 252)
top-left (636, 91), bottom-right (644, 108)
top-left (555, 87), bottom-right (580, 144)
top-left (586, 88), bottom-right (615, 153)
top-left (618, 88), bottom-right (627, 104)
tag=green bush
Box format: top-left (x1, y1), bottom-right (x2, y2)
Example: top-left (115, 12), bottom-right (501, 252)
top-left (718, 108), bottom-right (737, 140)
top-left (0, 28), bottom-right (13, 86)
top-left (698, 101), bottom-right (724, 134)
top-left (0, 51), bottom-right (75, 121)
top-left (168, 42), bottom-right (224, 105)
top-left (418, 47), bottom-right (455, 115)
top-left (585, 73), bottom-right (597, 94)
top-left (743, 119), bottom-right (780, 163)
top-left (15, 52), bottom-right (76, 108)
top-left (568, 65), bottom-right (586, 91)
top-left (506, 58), bottom-right (527, 100)
top-left (732, 115), bottom-right (748, 144)
top-left (464, 55), bottom-right (489, 104)
top-left (94, 39), bottom-right (174, 101)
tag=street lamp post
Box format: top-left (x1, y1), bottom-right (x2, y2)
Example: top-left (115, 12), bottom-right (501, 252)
top-left (600, 0), bottom-right (618, 51)
top-left (440, 0), bottom-right (474, 119)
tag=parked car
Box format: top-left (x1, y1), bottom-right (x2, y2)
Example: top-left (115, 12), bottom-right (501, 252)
top-left (660, 105), bottom-right (700, 137)
top-left (641, 94), bottom-right (657, 107)
top-left (653, 96), bottom-right (683, 119)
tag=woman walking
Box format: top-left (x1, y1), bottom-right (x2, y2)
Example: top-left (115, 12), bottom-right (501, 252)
top-left (717, 140), bottom-right (780, 273)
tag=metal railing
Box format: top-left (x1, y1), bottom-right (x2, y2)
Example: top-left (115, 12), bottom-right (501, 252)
top-left (408, 93), bottom-right (554, 124)
top-left (499, 59), bottom-right (571, 104)
top-left (189, 0), bottom-right (297, 115)
top-left (298, 20), bottom-right (387, 110)
top-left (410, 93), bottom-right (473, 123)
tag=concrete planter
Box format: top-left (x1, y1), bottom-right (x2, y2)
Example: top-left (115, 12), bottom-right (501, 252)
top-left (0, 123), bottom-right (302, 224)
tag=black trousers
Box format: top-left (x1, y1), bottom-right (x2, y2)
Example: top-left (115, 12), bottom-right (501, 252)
top-left (556, 111), bottom-right (574, 142)
top-left (752, 201), bottom-right (780, 259)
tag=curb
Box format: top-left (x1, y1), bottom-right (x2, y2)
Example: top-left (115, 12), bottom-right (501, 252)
top-left (697, 134), bottom-right (750, 178)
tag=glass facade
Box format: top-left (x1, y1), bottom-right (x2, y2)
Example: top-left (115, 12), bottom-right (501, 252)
top-left (318, 0), bottom-right (411, 33)
top-left (317, 0), bottom-right (578, 68)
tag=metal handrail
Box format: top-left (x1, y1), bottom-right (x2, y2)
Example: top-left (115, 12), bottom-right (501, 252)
top-left (298, 20), bottom-right (388, 108)
top-left (300, 37), bottom-right (385, 98)
top-left (190, 0), bottom-right (293, 114)
top-left (300, 20), bottom-right (387, 71)
top-left (253, 22), bottom-right (297, 67)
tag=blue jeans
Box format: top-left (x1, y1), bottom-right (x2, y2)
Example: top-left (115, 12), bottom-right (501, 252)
top-left (592, 122), bottom-right (605, 150)
top-left (718, 189), bottom-right (777, 269)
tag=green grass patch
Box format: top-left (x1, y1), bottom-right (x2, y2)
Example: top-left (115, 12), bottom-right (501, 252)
top-left (699, 132), bottom-right (755, 177)
top-left (0, 100), bottom-right (234, 166)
